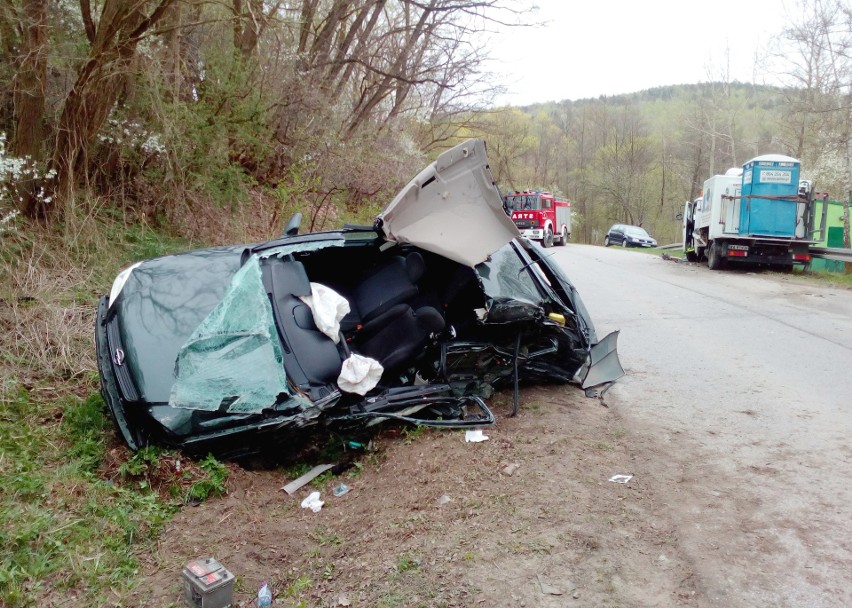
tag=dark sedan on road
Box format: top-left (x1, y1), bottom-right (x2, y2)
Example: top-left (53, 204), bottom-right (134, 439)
top-left (604, 224), bottom-right (657, 248)
top-left (96, 139), bottom-right (623, 457)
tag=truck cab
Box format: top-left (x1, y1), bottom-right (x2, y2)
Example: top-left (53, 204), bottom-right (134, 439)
top-left (504, 191), bottom-right (571, 248)
top-left (683, 156), bottom-right (814, 270)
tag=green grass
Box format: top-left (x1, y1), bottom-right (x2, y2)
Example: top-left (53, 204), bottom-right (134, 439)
top-left (0, 388), bottom-right (174, 605)
top-left (801, 266), bottom-right (852, 286)
top-left (0, 384), bottom-right (228, 606)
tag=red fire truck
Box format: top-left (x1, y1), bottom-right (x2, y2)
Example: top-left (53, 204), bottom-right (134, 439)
top-left (503, 190), bottom-right (572, 247)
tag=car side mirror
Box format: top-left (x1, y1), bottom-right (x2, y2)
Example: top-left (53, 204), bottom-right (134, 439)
top-left (283, 212), bottom-right (302, 237)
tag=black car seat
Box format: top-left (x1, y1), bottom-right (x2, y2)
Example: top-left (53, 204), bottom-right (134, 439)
top-left (263, 258), bottom-right (346, 401)
top-left (341, 251), bottom-right (427, 332)
top-left (354, 303), bottom-right (445, 372)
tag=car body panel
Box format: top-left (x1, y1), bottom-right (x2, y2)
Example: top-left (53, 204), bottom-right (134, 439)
top-left (377, 139), bottom-right (520, 267)
top-left (109, 246), bottom-right (246, 403)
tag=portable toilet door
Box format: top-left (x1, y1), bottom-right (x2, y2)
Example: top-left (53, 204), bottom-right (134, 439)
top-left (739, 154), bottom-right (800, 237)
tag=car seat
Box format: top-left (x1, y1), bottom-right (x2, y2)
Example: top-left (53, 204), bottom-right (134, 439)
top-left (354, 303), bottom-right (445, 372)
top-left (264, 259), bottom-right (346, 401)
top-left (341, 251), bottom-right (427, 332)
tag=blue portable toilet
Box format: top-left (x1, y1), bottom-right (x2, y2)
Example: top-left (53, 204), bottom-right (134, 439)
top-left (739, 154), bottom-right (800, 237)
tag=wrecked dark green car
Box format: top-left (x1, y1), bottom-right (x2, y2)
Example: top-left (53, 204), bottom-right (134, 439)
top-left (95, 139), bottom-right (623, 457)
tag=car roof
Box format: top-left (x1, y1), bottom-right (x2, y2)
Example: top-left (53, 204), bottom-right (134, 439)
top-left (377, 139), bottom-right (520, 267)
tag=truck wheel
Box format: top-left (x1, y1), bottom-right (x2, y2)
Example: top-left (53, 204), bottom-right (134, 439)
top-left (604, 236), bottom-right (610, 247)
top-left (707, 242), bottom-right (724, 270)
top-left (543, 228), bottom-right (553, 248)
top-left (557, 226), bottom-right (568, 246)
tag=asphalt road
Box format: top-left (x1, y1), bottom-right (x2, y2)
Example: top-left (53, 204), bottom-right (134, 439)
top-left (549, 243), bottom-right (852, 608)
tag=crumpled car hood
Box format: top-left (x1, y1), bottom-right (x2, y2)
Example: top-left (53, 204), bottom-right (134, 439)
top-left (377, 139), bottom-right (520, 267)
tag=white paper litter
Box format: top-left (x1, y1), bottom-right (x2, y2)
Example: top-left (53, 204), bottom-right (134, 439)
top-left (338, 353), bottom-right (383, 395)
top-left (300, 490), bottom-right (325, 512)
top-left (608, 474), bottom-right (633, 484)
top-left (299, 282), bottom-right (350, 343)
top-left (465, 430), bottom-right (489, 443)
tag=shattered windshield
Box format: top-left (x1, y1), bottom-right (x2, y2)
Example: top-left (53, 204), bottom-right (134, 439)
top-left (475, 242), bottom-right (543, 305)
top-left (169, 255), bottom-right (290, 414)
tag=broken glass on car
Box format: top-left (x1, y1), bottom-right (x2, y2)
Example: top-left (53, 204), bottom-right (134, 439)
top-left (169, 256), bottom-right (290, 414)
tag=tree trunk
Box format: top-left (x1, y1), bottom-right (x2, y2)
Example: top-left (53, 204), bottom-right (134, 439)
top-left (44, 0), bottom-right (174, 220)
top-left (844, 91), bottom-right (851, 248)
top-left (10, 0), bottom-right (47, 216)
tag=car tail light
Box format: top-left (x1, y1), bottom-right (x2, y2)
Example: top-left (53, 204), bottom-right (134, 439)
top-left (793, 253), bottom-right (811, 261)
top-left (727, 249), bottom-right (748, 257)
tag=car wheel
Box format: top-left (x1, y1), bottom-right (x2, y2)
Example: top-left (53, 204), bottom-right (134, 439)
top-left (543, 228), bottom-right (553, 248)
top-left (621, 239), bottom-right (628, 248)
top-left (557, 226), bottom-right (568, 246)
top-left (604, 236), bottom-right (610, 247)
top-left (707, 242), bottom-right (724, 270)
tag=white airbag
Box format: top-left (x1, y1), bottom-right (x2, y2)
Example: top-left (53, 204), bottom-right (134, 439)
top-left (338, 354), bottom-right (383, 395)
top-left (299, 282), bottom-right (350, 343)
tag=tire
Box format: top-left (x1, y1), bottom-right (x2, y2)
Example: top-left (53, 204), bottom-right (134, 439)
top-left (604, 236), bottom-right (610, 247)
top-left (543, 228), bottom-right (553, 248)
top-left (621, 239), bottom-right (628, 248)
top-left (707, 242), bottom-right (724, 270)
top-left (686, 251), bottom-right (699, 263)
top-left (557, 226), bottom-right (568, 246)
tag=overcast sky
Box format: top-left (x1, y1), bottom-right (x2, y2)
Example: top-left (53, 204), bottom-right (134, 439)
top-left (486, 0), bottom-right (794, 105)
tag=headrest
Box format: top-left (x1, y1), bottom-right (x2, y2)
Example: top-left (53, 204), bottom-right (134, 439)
top-left (414, 306), bottom-right (445, 333)
top-left (404, 252), bottom-right (425, 283)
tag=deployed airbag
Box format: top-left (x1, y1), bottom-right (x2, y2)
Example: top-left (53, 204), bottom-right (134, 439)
top-left (299, 282), bottom-right (350, 344)
top-left (338, 354), bottom-right (383, 395)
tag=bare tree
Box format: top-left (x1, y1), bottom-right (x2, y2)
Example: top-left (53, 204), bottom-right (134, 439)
top-left (777, 0), bottom-right (852, 246)
top-left (45, 0), bottom-right (174, 219)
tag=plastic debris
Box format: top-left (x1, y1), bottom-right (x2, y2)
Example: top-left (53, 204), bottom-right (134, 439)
top-left (300, 491), bottom-right (325, 512)
top-left (502, 463), bottom-right (520, 476)
top-left (258, 582), bottom-right (273, 607)
top-left (608, 474), bottom-right (633, 484)
top-left (537, 574), bottom-right (563, 596)
top-left (437, 495), bottom-right (451, 506)
top-left (465, 429), bottom-right (489, 443)
top-left (281, 464), bottom-right (334, 495)
top-left (332, 483), bottom-right (351, 497)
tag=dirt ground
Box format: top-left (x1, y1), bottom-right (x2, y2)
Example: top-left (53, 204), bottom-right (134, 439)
top-left (126, 385), bottom-right (702, 608)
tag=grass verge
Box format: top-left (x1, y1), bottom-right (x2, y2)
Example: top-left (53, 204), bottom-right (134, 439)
top-left (0, 207), bottom-right (234, 607)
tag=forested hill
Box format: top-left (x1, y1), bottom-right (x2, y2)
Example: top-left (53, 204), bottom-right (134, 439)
top-left (465, 80), bottom-right (846, 244)
top-left (0, 2), bottom-right (848, 248)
